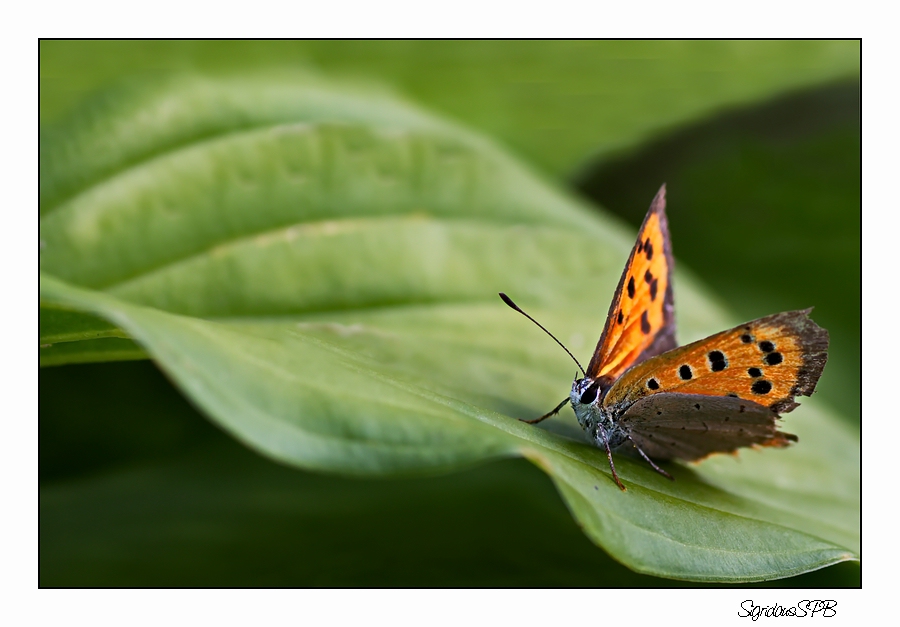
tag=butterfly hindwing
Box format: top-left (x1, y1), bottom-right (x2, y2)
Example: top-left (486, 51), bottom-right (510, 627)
top-left (585, 185), bottom-right (676, 382)
top-left (605, 309), bottom-right (829, 417)
top-left (618, 393), bottom-right (796, 461)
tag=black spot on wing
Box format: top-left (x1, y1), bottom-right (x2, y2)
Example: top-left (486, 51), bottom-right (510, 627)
top-left (640, 311), bottom-right (651, 334)
top-left (751, 380), bottom-right (773, 395)
top-left (764, 352), bottom-right (783, 365)
top-left (678, 364), bottom-right (693, 380)
top-left (627, 277), bottom-right (635, 299)
top-left (707, 350), bottom-right (728, 372)
top-left (649, 278), bottom-right (658, 301)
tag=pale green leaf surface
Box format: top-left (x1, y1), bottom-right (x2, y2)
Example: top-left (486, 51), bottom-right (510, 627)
top-left (39, 75), bottom-right (858, 581)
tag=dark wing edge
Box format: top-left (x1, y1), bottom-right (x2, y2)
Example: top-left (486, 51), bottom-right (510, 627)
top-left (765, 308), bottom-right (830, 414)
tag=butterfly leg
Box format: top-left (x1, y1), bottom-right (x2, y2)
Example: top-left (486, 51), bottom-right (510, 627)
top-left (599, 428), bottom-right (627, 491)
top-left (627, 436), bottom-right (674, 481)
top-left (520, 397), bottom-right (570, 425)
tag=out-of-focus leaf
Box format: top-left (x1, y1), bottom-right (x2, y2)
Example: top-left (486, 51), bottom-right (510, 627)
top-left (39, 75), bottom-right (858, 582)
top-left (39, 41), bottom-right (860, 178)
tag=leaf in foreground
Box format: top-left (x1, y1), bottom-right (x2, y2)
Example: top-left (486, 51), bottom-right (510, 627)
top-left (40, 75), bottom-right (859, 581)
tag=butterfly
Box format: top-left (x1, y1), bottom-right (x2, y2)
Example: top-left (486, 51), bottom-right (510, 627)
top-left (500, 184), bottom-right (828, 491)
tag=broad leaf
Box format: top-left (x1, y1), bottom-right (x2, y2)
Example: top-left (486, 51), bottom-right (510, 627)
top-left (39, 75), bottom-right (858, 581)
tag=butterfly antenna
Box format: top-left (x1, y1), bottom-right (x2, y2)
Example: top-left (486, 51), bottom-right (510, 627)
top-left (499, 293), bottom-right (586, 376)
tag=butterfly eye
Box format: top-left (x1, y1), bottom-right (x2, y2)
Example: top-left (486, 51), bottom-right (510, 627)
top-left (579, 382), bottom-right (601, 404)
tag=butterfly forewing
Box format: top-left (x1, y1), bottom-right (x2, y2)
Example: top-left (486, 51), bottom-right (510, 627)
top-left (585, 185), bottom-right (676, 381)
top-left (605, 309), bottom-right (829, 416)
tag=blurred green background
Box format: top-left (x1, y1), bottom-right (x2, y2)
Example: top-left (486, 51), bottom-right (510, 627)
top-left (39, 40), bottom-right (860, 587)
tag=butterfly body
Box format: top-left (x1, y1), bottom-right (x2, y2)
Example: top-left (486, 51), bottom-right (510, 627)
top-left (502, 184), bottom-right (828, 491)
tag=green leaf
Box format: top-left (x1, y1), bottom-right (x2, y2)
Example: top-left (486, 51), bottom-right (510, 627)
top-left (40, 274), bottom-right (859, 581)
top-left (39, 75), bottom-right (858, 582)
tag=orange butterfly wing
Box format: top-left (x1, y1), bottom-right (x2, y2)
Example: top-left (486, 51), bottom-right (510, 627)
top-left (585, 184), bottom-right (676, 383)
top-left (605, 309), bottom-right (829, 416)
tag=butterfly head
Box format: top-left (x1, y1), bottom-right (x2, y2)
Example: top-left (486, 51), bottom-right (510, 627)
top-left (569, 376), bottom-right (614, 434)
top-left (570, 376), bottom-right (611, 408)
